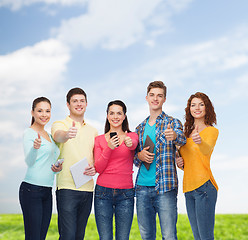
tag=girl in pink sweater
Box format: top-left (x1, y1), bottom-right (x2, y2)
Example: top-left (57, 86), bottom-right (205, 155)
top-left (94, 100), bottom-right (138, 240)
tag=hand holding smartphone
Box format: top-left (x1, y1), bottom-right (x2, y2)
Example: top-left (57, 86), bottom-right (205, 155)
top-left (110, 132), bottom-right (119, 147)
top-left (54, 158), bottom-right (64, 167)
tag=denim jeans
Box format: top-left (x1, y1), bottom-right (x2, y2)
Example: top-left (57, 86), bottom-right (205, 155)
top-left (56, 189), bottom-right (93, 240)
top-left (94, 184), bottom-right (134, 240)
top-left (185, 180), bottom-right (217, 240)
top-left (136, 185), bottom-right (178, 240)
top-left (19, 181), bottom-right (52, 240)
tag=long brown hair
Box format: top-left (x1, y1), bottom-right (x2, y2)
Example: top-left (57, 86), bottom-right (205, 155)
top-left (184, 92), bottom-right (216, 137)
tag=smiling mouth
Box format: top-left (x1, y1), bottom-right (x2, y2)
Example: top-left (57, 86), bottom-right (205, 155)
top-left (112, 120), bottom-right (119, 123)
top-left (152, 101), bottom-right (159, 105)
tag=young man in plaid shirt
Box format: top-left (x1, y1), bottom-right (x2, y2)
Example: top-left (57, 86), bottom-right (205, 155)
top-left (134, 81), bottom-right (186, 240)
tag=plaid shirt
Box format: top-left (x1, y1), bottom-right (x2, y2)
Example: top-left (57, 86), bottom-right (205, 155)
top-left (134, 111), bottom-right (186, 194)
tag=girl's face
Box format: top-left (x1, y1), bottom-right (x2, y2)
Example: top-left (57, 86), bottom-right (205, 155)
top-left (190, 97), bottom-right (206, 120)
top-left (107, 104), bottom-right (126, 129)
top-left (32, 101), bottom-right (51, 126)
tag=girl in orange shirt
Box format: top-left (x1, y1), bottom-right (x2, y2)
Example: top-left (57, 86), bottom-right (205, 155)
top-left (176, 92), bottom-right (218, 240)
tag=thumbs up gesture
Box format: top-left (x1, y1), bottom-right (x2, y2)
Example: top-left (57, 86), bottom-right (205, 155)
top-left (33, 133), bottom-right (42, 149)
top-left (191, 125), bottom-right (201, 144)
top-left (124, 131), bottom-right (133, 148)
top-left (66, 121), bottom-right (78, 139)
top-left (164, 123), bottom-right (177, 141)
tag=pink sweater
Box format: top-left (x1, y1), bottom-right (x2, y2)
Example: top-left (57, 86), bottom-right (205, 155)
top-left (94, 132), bottom-right (138, 189)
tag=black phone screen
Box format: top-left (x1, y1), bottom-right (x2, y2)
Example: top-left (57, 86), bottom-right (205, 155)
top-left (110, 132), bottom-right (117, 138)
top-left (110, 132), bottom-right (119, 146)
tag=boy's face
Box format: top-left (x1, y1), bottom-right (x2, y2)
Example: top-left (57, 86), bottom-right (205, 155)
top-left (67, 94), bottom-right (87, 117)
top-left (146, 88), bottom-right (166, 111)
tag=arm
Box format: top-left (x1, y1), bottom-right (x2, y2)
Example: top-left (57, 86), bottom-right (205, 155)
top-left (53, 130), bottom-right (70, 143)
top-left (23, 130), bottom-right (39, 167)
top-left (133, 131), bottom-right (154, 166)
top-left (137, 147), bottom-right (155, 163)
top-left (84, 164), bottom-right (96, 176)
top-left (176, 155), bottom-right (184, 170)
top-left (83, 129), bottom-right (98, 176)
top-left (52, 121), bottom-right (77, 143)
top-left (94, 136), bottom-right (113, 174)
top-left (197, 128), bottom-right (219, 155)
top-left (124, 132), bottom-right (139, 150)
top-left (163, 118), bottom-right (186, 146)
top-left (134, 148), bottom-right (142, 167)
top-left (133, 127), bottom-right (143, 167)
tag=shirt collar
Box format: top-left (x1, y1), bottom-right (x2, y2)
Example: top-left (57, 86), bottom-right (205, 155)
top-left (65, 116), bottom-right (86, 126)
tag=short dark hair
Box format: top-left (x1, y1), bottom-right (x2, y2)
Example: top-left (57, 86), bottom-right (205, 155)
top-left (31, 97), bottom-right (51, 125)
top-left (104, 100), bottom-right (131, 133)
top-left (66, 87), bottom-right (87, 104)
top-left (147, 81), bottom-right (167, 97)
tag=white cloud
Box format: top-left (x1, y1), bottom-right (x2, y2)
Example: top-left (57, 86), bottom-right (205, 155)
top-left (149, 38), bottom-right (248, 83)
top-left (115, 26), bottom-right (248, 105)
top-left (54, 0), bottom-right (193, 50)
top-left (0, 38), bottom-right (70, 106)
top-left (0, 0), bottom-right (87, 11)
top-left (0, 121), bottom-right (24, 140)
top-left (227, 73), bottom-right (248, 100)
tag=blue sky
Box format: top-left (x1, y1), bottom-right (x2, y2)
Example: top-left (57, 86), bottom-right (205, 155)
top-left (0, 0), bottom-right (248, 214)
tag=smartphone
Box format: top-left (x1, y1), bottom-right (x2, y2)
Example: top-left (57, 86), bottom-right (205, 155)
top-left (110, 132), bottom-right (119, 147)
top-left (110, 132), bottom-right (117, 138)
top-left (54, 158), bottom-right (64, 167)
top-left (177, 150), bottom-right (181, 157)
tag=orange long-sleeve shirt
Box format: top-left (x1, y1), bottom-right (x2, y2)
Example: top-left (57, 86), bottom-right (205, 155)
top-left (180, 126), bottom-right (219, 193)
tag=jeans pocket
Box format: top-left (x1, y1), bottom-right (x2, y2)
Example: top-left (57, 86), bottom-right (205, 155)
top-left (207, 181), bottom-right (216, 191)
top-left (195, 182), bottom-right (208, 194)
top-left (94, 188), bottom-right (107, 199)
top-left (123, 189), bottom-right (134, 199)
top-left (20, 182), bottom-right (39, 193)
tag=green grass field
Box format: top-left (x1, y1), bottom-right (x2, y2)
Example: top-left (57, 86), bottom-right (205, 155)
top-left (0, 214), bottom-right (247, 239)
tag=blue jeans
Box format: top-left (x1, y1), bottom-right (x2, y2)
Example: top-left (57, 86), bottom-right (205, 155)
top-left (136, 185), bottom-right (178, 240)
top-left (19, 182), bottom-right (52, 240)
top-left (94, 185), bottom-right (134, 240)
top-left (185, 180), bottom-right (217, 240)
top-left (56, 189), bottom-right (93, 240)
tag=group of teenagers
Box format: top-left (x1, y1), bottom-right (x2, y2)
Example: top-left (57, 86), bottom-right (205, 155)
top-left (19, 80), bottom-right (219, 240)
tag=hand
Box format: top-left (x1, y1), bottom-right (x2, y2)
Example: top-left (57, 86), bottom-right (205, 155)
top-left (124, 131), bottom-right (133, 148)
top-left (84, 165), bottom-right (96, 176)
top-left (66, 121), bottom-right (77, 139)
top-left (33, 133), bottom-right (41, 149)
top-left (138, 146), bottom-right (155, 163)
top-left (51, 162), bottom-right (63, 172)
top-left (176, 154), bottom-right (184, 169)
top-left (192, 125), bottom-right (201, 144)
top-left (164, 124), bottom-right (177, 141)
top-left (108, 134), bottom-right (119, 149)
